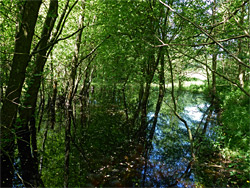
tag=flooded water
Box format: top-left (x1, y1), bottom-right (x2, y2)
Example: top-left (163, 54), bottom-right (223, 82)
top-left (142, 92), bottom-right (217, 187)
top-left (13, 90), bottom-right (220, 187)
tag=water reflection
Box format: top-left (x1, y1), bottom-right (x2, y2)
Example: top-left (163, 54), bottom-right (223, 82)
top-left (12, 90), bottom-right (218, 187)
top-left (143, 93), bottom-right (215, 187)
top-left (185, 104), bottom-right (206, 122)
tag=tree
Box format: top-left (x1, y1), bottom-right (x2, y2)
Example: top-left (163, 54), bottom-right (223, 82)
top-left (1, 0), bottom-right (249, 187)
top-left (1, 1), bottom-right (42, 187)
top-left (16, 1), bottom-right (58, 186)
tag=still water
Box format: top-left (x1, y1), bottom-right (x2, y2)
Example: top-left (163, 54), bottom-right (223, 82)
top-left (13, 90), bottom-right (219, 187)
top-left (142, 92), bottom-right (216, 187)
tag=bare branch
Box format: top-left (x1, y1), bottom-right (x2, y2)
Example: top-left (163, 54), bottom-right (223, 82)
top-left (169, 45), bottom-right (250, 97)
top-left (166, 48), bottom-right (195, 159)
top-left (76, 35), bottom-right (111, 67)
top-left (211, 0), bottom-right (249, 28)
top-left (31, 26), bottom-right (85, 56)
top-left (31, 0), bottom-right (79, 57)
top-left (159, 0), bottom-right (250, 69)
top-left (155, 34), bottom-right (250, 47)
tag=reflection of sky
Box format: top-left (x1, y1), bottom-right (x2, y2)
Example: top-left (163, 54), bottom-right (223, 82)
top-left (185, 104), bottom-right (205, 121)
top-left (145, 101), bottom-right (211, 187)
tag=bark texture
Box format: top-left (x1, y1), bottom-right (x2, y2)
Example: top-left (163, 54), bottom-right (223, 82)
top-left (65, 2), bottom-right (85, 186)
top-left (16, 1), bottom-right (58, 186)
top-left (0, 1), bottom-right (42, 187)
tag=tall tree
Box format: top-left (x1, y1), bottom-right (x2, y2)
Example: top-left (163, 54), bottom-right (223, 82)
top-left (64, 1), bottom-right (85, 187)
top-left (16, 0), bottom-right (58, 186)
top-left (211, 0), bottom-right (218, 110)
top-left (0, 1), bottom-right (42, 187)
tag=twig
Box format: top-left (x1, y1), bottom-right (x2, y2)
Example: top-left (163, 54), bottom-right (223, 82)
top-left (76, 35), bottom-right (111, 68)
top-left (155, 34), bottom-right (250, 47)
top-left (159, 0), bottom-right (250, 69)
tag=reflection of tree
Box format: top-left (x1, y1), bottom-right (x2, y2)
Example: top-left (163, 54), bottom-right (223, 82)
top-left (144, 108), bottom-right (196, 186)
top-left (167, 48), bottom-right (195, 159)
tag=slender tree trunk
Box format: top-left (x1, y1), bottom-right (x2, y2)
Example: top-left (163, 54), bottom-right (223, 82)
top-left (38, 80), bottom-right (45, 132)
top-left (64, 2), bottom-right (85, 186)
top-left (64, 97), bottom-right (72, 188)
top-left (148, 52), bottom-right (165, 144)
top-left (139, 50), bottom-right (161, 142)
top-left (16, 1), bottom-right (58, 186)
top-left (211, 53), bottom-right (217, 100)
top-left (167, 48), bottom-right (195, 159)
top-left (239, 63), bottom-right (244, 87)
top-left (122, 74), bottom-right (130, 121)
top-left (211, 0), bottom-right (220, 113)
top-left (132, 82), bottom-right (144, 126)
top-left (143, 50), bottom-right (165, 186)
top-left (80, 65), bottom-right (94, 125)
top-left (0, 1), bottom-right (42, 187)
top-left (205, 55), bottom-right (210, 87)
top-left (140, 81), bottom-right (151, 139)
top-left (238, 7), bottom-right (245, 87)
top-left (51, 80), bottom-right (58, 129)
top-left (38, 122), bottom-right (49, 177)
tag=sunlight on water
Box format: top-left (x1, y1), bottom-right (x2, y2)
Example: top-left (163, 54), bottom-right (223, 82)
top-left (145, 95), bottom-right (211, 187)
top-left (185, 104), bottom-right (205, 121)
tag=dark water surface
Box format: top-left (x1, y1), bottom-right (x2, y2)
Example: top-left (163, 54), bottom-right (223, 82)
top-left (13, 90), bottom-right (220, 187)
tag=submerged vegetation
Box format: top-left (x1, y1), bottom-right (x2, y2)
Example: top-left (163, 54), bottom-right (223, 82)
top-left (1, 0), bottom-right (250, 187)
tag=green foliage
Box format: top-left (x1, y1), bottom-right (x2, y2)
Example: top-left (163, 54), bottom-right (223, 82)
top-left (195, 87), bottom-right (250, 187)
top-left (217, 88), bottom-right (250, 186)
top-left (0, 1), bottom-right (19, 87)
top-left (40, 129), bottom-right (65, 187)
top-left (220, 89), bottom-right (250, 151)
top-left (2, 0), bottom-right (250, 187)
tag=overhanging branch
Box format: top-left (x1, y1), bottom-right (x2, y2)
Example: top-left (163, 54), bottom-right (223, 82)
top-left (170, 45), bottom-right (250, 97)
top-left (31, 26), bottom-right (85, 56)
top-left (155, 34), bottom-right (250, 47)
top-left (159, 0), bottom-right (250, 70)
top-left (76, 35), bottom-right (111, 68)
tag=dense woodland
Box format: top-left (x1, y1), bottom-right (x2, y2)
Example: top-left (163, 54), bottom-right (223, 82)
top-left (0, 0), bottom-right (250, 187)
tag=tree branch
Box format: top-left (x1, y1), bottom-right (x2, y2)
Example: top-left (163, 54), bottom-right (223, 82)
top-left (169, 45), bottom-right (250, 97)
top-left (166, 48), bottom-right (195, 159)
top-left (155, 34), bottom-right (250, 47)
top-left (210, 0), bottom-right (249, 28)
top-left (159, 0), bottom-right (250, 69)
top-left (31, 26), bottom-right (85, 56)
top-left (76, 35), bottom-right (111, 68)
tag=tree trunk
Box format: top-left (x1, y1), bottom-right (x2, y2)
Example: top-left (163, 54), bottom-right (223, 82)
top-left (139, 64), bottom-right (154, 140)
top-left (211, 1), bottom-right (220, 112)
top-left (16, 1), bottom-right (58, 186)
top-left (148, 52), bottom-right (165, 145)
top-left (122, 74), bottom-right (130, 121)
top-left (205, 55), bottom-right (210, 87)
top-left (167, 48), bottom-right (195, 159)
top-left (51, 80), bottom-right (58, 129)
top-left (139, 48), bottom-right (162, 143)
top-left (0, 1), bottom-right (42, 187)
top-left (38, 80), bottom-right (45, 132)
top-left (143, 50), bottom-right (165, 186)
top-left (38, 121), bottom-right (49, 177)
top-left (80, 65), bottom-right (94, 125)
top-left (132, 82), bottom-right (144, 127)
top-left (211, 53), bottom-right (217, 100)
top-left (238, 7), bottom-right (245, 87)
top-left (64, 2), bottom-right (85, 186)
